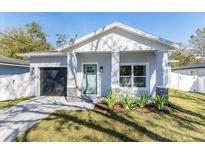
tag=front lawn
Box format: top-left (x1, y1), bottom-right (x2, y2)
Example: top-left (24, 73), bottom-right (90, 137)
top-left (0, 96), bottom-right (33, 109)
top-left (16, 89), bottom-right (205, 142)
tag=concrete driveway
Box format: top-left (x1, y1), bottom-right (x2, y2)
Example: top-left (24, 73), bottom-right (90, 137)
top-left (0, 96), bottom-right (95, 142)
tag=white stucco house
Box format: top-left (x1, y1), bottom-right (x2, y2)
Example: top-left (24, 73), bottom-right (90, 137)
top-left (19, 22), bottom-right (179, 99)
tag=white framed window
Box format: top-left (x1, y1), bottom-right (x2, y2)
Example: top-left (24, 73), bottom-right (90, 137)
top-left (120, 64), bottom-right (147, 88)
top-left (120, 65), bottom-right (132, 87)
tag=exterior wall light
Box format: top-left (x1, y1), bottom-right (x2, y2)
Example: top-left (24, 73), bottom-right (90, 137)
top-left (100, 66), bottom-right (103, 73)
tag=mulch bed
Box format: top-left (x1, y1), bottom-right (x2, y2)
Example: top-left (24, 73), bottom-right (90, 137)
top-left (94, 102), bottom-right (178, 114)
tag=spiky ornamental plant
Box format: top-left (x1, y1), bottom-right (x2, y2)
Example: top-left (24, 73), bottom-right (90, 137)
top-left (152, 95), bottom-right (166, 110)
top-left (137, 93), bottom-right (149, 108)
top-left (120, 93), bottom-right (135, 109)
top-left (105, 91), bottom-right (116, 107)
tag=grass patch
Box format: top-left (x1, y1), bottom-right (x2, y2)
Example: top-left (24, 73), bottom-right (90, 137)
top-left (0, 96), bottom-right (33, 109)
top-left (16, 89), bottom-right (205, 142)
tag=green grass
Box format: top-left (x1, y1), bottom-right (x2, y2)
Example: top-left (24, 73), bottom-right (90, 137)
top-left (0, 96), bottom-right (33, 109)
top-left (16, 89), bottom-right (205, 142)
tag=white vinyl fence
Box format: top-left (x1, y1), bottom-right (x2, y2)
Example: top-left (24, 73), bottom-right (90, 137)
top-left (198, 77), bottom-right (205, 93)
top-left (170, 72), bottom-right (205, 93)
top-left (0, 73), bottom-right (31, 101)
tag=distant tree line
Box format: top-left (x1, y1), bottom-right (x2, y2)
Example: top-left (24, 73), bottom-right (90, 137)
top-left (170, 28), bottom-right (205, 68)
top-left (0, 21), bottom-right (77, 59)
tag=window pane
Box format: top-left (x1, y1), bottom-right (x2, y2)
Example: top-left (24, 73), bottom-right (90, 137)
top-left (120, 66), bottom-right (131, 76)
top-left (134, 65), bottom-right (146, 76)
top-left (87, 66), bottom-right (95, 73)
top-left (120, 77), bottom-right (131, 87)
top-left (134, 77), bottom-right (146, 87)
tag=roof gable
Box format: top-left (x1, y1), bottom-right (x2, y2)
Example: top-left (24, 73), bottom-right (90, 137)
top-left (57, 22), bottom-right (179, 52)
top-left (72, 28), bottom-right (173, 52)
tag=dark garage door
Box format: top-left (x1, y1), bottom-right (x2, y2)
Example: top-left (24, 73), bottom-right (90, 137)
top-left (40, 68), bottom-right (67, 96)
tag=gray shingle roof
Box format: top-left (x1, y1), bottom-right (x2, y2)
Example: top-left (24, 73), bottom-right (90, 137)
top-left (0, 55), bottom-right (29, 66)
top-left (173, 62), bottom-right (205, 70)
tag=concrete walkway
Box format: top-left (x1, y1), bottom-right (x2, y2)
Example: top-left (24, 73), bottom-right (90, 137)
top-left (0, 97), bottom-right (95, 142)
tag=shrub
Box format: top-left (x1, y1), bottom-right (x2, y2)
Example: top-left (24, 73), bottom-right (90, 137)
top-left (120, 93), bottom-right (135, 109)
top-left (137, 93), bottom-right (149, 108)
top-left (105, 92), bottom-right (116, 107)
top-left (152, 95), bottom-right (166, 110)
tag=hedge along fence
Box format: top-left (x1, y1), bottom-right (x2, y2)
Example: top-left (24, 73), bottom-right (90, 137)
top-left (170, 72), bottom-right (205, 94)
top-left (0, 73), bottom-right (31, 101)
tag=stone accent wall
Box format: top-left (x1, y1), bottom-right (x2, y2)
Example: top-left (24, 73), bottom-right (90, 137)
top-left (67, 88), bottom-right (77, 97)
top-left (156, 87), bottom-right (168, 99)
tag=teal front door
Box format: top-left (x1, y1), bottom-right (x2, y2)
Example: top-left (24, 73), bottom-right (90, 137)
top-left (83, 64), bottom-right (97, 94)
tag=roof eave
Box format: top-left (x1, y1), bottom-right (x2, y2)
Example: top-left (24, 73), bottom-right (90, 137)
top-left (173, 66), bottom-right (205, 71)
top-left (0, 62), bottom-right (29, 67)
top-left (18, 52), bottom-right (66, 58)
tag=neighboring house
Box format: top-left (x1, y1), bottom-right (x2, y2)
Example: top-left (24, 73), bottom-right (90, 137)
top-left (173, 62), bottom-right (205, 77)
top-left (171, 62), bottom-right (205, 94)
top-left (0, 55), bottom-right (30, 77)
top-left (19, 22), bottom-right (179, 99)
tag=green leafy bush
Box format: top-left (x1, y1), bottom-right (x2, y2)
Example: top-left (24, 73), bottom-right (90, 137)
top-left (120, 94), bottom-right (135, 109)
top-left (105, 92), bottom-right (116, 107)
top-left (152, 95), bottom-right (166, 110)
top-left (137, 93), bottom-right (149, 108)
